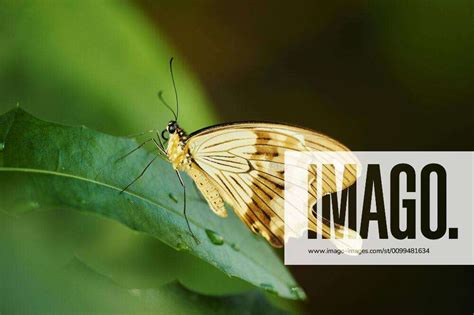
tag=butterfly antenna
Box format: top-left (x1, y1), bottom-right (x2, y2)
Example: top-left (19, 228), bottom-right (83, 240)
top-left (169, 57), bottom-right (179, 121)
top-left (158, 90), bottom-right (177, 121)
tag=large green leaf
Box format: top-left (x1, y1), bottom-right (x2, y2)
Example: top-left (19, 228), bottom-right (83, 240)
top-left (0, 108), bottom-right (305, 300)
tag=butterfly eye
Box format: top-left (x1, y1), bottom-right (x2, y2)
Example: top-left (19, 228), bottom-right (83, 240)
top-left (168, 124), bottom-right (176, 133)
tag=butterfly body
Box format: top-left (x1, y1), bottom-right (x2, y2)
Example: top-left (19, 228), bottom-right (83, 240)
top-left (165, 123), bottom-right (228, 218)
top-left (166, 126), bottom-right (190, 171)
top-left (160, 120), bottom-right (362, 250)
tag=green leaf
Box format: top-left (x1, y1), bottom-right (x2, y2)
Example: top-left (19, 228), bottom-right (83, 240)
top-left (0, 108), bottom-right (305, 300)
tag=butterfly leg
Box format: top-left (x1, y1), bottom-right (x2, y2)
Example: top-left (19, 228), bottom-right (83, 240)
top-left (175, 170), bottom-right (200, 245)
top-left (115, 138), bottom-right (155, 163)
top-left (117, 134), bottom-right (169, 193)
top-left (152, 137), bottom-right (167, 157)
top-left (119, 154), bottom-right (159, 194)
top-left (95, 138), bottom-right (155, 180)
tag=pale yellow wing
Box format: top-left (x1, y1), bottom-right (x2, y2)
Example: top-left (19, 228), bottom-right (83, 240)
top-left (185, 122), bottom-right (360, 248)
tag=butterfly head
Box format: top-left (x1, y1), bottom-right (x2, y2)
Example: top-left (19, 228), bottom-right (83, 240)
top-left (166, 120), bottom-right (178, 134)
top-left (161, 120), bottom-right (186, 141)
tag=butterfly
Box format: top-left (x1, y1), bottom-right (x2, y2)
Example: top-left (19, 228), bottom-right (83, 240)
top-left (122, 58), bottom-right (361, 251)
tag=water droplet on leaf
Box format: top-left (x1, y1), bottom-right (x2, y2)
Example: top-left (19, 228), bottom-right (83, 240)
top-left (168, 193), bottom-right (178, 203)
top-left (205, 229), bottom-right (224, 245)
top-left (0, 142), bottom-right (4, 151)
top-left (176, 242), bottom-right (189, 251)
top-left (289, 285), bottom-right (306, 299)
top-left (230, 243), bottom-right (240, 251)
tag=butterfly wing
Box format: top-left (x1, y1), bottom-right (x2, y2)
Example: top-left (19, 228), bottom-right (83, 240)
top-left (185, 122), bottom-right (360, 248)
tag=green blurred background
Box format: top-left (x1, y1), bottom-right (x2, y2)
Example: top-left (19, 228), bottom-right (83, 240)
top-left (0, 0), bottom-right (472, 314)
